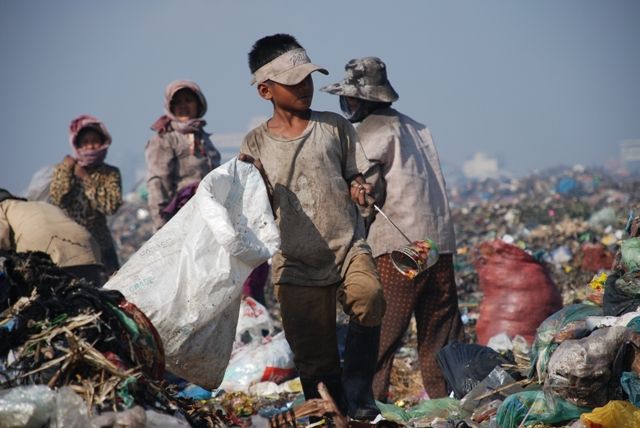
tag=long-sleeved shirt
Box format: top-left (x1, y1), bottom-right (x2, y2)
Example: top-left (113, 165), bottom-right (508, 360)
top-left (357, 107), bottom-right (456, 257)
top-left (145, 130), bottom-right (220, 230)
top-left (49, 161), bottom-right (122, 272)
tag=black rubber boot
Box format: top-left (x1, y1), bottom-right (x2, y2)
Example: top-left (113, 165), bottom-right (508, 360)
top-left (342, 322), bottom-right (381, 420)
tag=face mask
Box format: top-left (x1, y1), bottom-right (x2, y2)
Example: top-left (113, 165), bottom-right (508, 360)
top-left (340, 96), bottom-right (369, 123)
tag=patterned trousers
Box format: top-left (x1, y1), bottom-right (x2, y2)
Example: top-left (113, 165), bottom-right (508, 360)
top-left (372, 253), bottom-right (465, 400)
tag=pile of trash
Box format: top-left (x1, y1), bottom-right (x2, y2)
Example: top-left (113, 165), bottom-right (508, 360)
top-left (360, 212), bottom-right (640, 427)
top-left (108, 184), bottom-right (154, 265)
top-left (0, 251), bottom-right (227, 427)
top-left (5, 164), bottom-right (639, 427)
top-left (449, 166), bottom-right (632, 342)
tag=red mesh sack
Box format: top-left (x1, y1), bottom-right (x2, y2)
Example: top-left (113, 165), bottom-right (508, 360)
top-left (474, 239), bottom-right (563, 344)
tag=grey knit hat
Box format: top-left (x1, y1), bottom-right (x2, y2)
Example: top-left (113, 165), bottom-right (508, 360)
top-left (320, 56), bottom-right (399, 103)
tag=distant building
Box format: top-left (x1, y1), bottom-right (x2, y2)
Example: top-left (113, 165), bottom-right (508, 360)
top-left (621, 139), bottom-right (640, 173)
top-left (462, 152), bottom-right (500, 180)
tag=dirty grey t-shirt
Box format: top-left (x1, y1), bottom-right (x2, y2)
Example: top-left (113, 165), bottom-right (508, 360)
top-left (240, 111), bottom-right (372, 286)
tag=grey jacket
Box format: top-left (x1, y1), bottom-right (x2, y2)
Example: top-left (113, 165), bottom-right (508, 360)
top-left (358, 107), bottom-right (456, 256)
top-left (145, 130), bottom-right (220, 229)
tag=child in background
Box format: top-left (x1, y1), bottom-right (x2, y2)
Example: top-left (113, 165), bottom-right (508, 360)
top-left (50, 115), bottom-right (122, 277)
top-left (239, 34), bottom-right (385, 421)
top-left (145, 80), bottom-right (221, 231)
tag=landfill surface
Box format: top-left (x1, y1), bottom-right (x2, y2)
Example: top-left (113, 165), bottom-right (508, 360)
top-left (2, 164), bottom-right (639, 427)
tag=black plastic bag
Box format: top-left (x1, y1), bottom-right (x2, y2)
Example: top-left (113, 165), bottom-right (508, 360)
top-left (436, 342), bottom-right (513, 399)
top-left (603, 271), bottom-right (640, 316)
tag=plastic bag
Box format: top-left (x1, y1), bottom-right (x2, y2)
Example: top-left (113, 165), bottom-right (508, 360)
top-left (496, 390), bottom-right (589, 428)
top-left (375, 397), bottom-right (464, 425)
top-left (580, 400), bottom-right (640, 428)
top-left (0, 385), bottom-right (90, 428)
top-left (603, 271), bottom-right (640, 316)
top-left (486, 332), bottom-right (513, 354)
top-left (474, 240), bottom-right (563, 344)
top-left (529, 303), bottom-right (603, 381)
top-left (587, 206), bottom-right (617, 229)
top-left (24, 164), bottom-right (55, 202)
top-left (460, 366), bottom-right (524, 412)
top-left (436, 341), bottom-right (512, 399)
top-left (105, 159), bottom-right (280, 389)
top-left (511, 335), bottom-right (531, 370)
top-left (621, 237), bottom-right (640, 272)
top-left (545, 326), bottom-right (628, 407)
top-left (220, 331), bottom-right (296, 393)
top-left (235, 297), bottom-right (274, 346)
top-left (406, 397), bottom-right (466, 425)
top-left (628, 316), bottom-right (640, 333)
top-left (621, 371), bottom-right (640, 407)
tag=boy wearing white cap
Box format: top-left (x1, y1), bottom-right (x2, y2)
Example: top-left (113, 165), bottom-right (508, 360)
top-left (239, 34), bottom-right (385, 421)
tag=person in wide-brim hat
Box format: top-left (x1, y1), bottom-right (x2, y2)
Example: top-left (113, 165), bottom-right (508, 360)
top-left (323, 56), bottom-right (465, 401)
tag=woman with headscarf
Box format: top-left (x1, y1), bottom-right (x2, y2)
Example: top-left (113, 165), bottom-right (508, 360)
top-left (50, 115), bottom-right (122, 276)
top-left (145, 80), bottom-right (221, 231)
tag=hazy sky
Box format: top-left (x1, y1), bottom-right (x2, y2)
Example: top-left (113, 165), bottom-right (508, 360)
top-left (1, 1), bottom-right (639, 194)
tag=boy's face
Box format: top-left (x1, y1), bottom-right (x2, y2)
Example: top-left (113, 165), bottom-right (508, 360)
top-left (76, 129), bottom-right (104, 152)
top-left (259, 75), bottom-right (314, 112)
top-left (171, 88), bottom-right (200, 122)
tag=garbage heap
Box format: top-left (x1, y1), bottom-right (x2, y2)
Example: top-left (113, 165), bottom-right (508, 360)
top-left (108, 185), bottom-right (154, 265)
top-left (362, 213), bottom-right (640, 427)
top-left (449, 166), bottom-right (633, 341)
top-left (0, 251), bottom-right (227, 428)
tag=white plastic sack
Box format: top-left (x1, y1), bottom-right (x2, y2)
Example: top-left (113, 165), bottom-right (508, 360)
top-left (24, 164), bottom-right (55, 202)
top-left (105, 158), bottom-right (280, 389)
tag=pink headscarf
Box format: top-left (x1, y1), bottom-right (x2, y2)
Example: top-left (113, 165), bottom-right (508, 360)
top-left (151, 80), bottom-right (208, 134)
top-left (69, 115), bottom-right (112, 167)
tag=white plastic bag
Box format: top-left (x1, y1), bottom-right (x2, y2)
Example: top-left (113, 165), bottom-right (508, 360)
top-left (235, 296), bottom-right (275, 346)
top-left (220, 331), bottom-right (296, 393)
top-left (105, 158), bottom-right (280, 388)
top-left (24, 164), bottom-right (55, 202)
top-left (0, 385), bottom-right (90, 428)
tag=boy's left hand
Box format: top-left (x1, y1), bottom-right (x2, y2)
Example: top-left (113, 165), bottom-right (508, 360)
top-left (350, 181), bottom-right (373, 207)
top-left (238, 153), bottom-right (267, 183)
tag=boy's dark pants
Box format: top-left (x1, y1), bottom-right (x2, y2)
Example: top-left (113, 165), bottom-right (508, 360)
top-left (372, 253), bottom-right (465, 400)
top-left (277, 253), bottom-right (385, 420)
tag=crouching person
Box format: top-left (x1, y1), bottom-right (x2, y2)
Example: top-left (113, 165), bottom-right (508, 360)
top-left (0, 188), bottom-right (104, 286)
